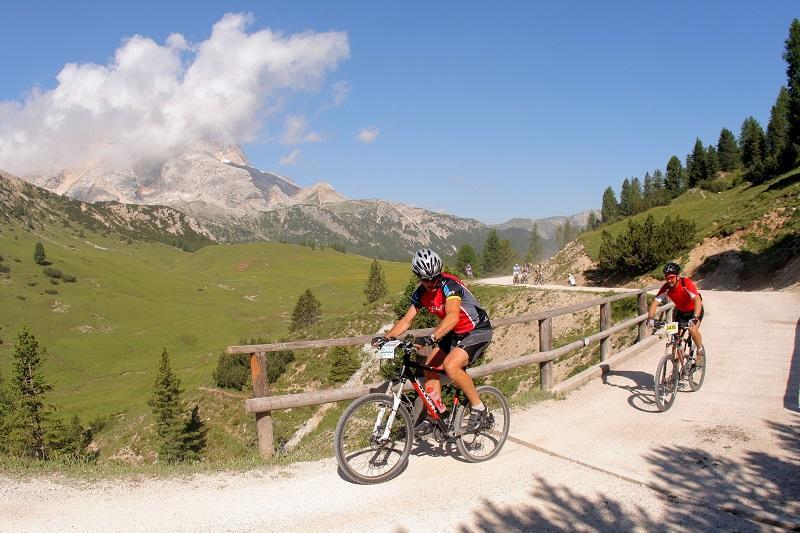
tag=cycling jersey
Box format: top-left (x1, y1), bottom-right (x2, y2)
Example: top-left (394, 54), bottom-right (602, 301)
top-left (411, 273), bottom-right (490, 334)
top-left (655, 277), bottom-right (701, 313)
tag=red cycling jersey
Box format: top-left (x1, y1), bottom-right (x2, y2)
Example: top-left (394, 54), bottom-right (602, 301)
top-left (655, 277), bottom-right (701, 313)
top-left (411, 273), bottom-right (490, 334)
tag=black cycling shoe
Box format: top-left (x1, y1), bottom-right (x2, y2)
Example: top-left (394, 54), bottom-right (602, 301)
top-left (414, 419), bottom-right (435, 437)
top-left (465, 408), bottom-right (491, 432)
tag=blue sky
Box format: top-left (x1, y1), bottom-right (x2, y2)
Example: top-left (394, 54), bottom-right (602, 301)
top-left (0, 1), bottom-right (797, 224)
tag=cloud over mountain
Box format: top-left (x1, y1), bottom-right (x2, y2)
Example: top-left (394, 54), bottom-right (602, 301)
top-left (0, 13), bottom-right (349, 175)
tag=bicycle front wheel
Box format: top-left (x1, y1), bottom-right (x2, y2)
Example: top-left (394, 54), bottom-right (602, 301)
top-left (654, 354), bottom-right (678, 412)
top-left (687, 351), bottom-right (706, 392)
top-left (334, 393), bottom-right (413, 484)
top-left (455, 385), bottom-right (510, 462)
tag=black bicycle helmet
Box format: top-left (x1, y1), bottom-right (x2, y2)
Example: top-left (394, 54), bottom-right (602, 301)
top-left (411, 249), bottom-right (442, 280)
top-left (663, 262), bottom-right (681, 276)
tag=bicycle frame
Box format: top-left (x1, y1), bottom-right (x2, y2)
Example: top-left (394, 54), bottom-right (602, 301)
top-left (660, 321), bottom-right (694, 374)
top-left (385, 342), bottom-right (466, 439)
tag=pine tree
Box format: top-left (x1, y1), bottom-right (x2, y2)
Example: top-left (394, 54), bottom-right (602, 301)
top-left (652, 169), bottom-right (665, 191)
top-left (9, 326), bottom-right (53, 459)
top-left (686, 138), bottom-right (707, 187)
top-left (0, 370), bottom-right (10, 454)
top-left (455, 244), bottom-right (478, 275)
top-left (705, 145), bottom-right (720, 180)
top-left (393, 278), bottom-right (437, 328)
top-left (586, 212), bottom-right (599, 231)
top-left (717, 128), bottom-right (741, 171)
top-left (290, 289), bottom-right (322, 331)
top-left (526, 224), bottom-right (544, 262)
top-left (148, 348), bottom-right (185, 463)
top-left (363, 260), bottom-right (387, 304)
top-left (481, 230), bottom-right (505, 274)
top-left (766, 86), bottom-right (792, 173)
top-left (600, 186), bottom-right (619, 223)
top-left (642, 172), bottom-right (654, 201)
top-left (784, 18), bottom-right (800, 167)
top-left (181, 405), bottom-right (207, 462)
top-left (665, 156), bottom-right (685, 196)
top-left (630, 177), bottom-right (644, 213)
top-left (740, 116), bottom-right (767, 177)
top-left (33, 242), bottom-right (46, 265)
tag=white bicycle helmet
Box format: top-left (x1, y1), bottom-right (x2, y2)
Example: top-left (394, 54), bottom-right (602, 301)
top-left (411, 249), bottom-right (442, 280)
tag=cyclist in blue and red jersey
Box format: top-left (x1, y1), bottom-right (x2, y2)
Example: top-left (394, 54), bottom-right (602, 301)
top-left (373, 249), bottom-right (493, 429)
top-left (647, 262), bottom-right (705, 367)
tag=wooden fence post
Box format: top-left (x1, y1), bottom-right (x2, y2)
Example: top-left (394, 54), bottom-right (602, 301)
top-left (637, 292), bottom-right (648, 342)
top-left (539, 318), bottom-right (553, 390)
top-left (599, 302), bottom-right (611, 361)
top-left (250, 351), bottom-right (275, 459)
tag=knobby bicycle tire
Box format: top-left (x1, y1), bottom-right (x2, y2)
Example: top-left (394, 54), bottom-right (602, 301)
top-left (654, 354), bottom-right (678, 412)
top-left (334, 393), bottom-right (413, 484)
top-left (454, 385), bottom-right (510, 462)
top-left (687, 350), bottom-right (706, 392)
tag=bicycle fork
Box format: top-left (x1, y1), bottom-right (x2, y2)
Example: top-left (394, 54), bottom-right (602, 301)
top-left (374, 390), bottom-right (404, 441)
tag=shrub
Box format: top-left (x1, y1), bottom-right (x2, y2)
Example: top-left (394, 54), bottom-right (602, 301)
top-left (26, 280), bottom-right (37, 286)
top-left (44, 289), bottom-right (58, 295)
top-left (43, 267), bottom-right (62, 278)
top-left (213, 353), bottom-right (250, 390)
top-left (49, 278), bottom-right (60, 285)
top-left (62, 274), bottom-right (77, 283)
top-left (0, 264), bottom-right (9, 274)
top-left (328, 346), bottom-right (360, 383)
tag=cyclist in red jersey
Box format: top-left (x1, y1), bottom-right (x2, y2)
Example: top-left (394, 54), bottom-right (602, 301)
top-left (647, 262), bottom-right (705, 367)
top-left (373, 249), bottom-right (493, 429)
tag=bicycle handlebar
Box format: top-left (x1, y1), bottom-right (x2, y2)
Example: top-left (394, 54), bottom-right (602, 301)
top-left (651, 319), bottom-right (692, 330)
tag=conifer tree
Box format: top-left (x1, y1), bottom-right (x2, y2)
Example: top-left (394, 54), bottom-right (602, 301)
top-left (652, 169), bottom-right (665, 191)
top-left (363, 260), bottom-right (387, 304)
top-left (665, 156), bottom-right (685, 196)
top-left (630, 177), bottom-right (644, 213)
top-left (290, 289), bottom-right (322, 331)
top-left (717, 128), bottom-right (741, 171)
top-left (766, 86), bottom-right (791, 173)
top-left (526, 224), bottom-right (544, 262)
top-left (148, 348), bottom-right (185, 463)
top-left (686, 138), bottom-right (707, 187)
top-left (586, 212), bottom-right (599, 231)
top-left (33, 242), bottom-right (46, 265)
top-left (393, 278), bottom-right (437, 328)
top-left (784, 18), bottom-right (800, 166)
top-left (705, 145), bottom-right (720, 180)
top-left (0, 370), bottom-right (10, 454)
top-left (740, 116), bottom-right (767, 176)
top-left (600, 186), bottom-right (619, 222)
top-left (642, 172), bottom-right (654, 200)
top-left (181, 405), bottom-right (207, 462)
top-left (481, 230), bottom-right (505, 274)
top-left (9, 326), bottom-right (53, 459)
top-left (456, 244), bottom-right (478, 275)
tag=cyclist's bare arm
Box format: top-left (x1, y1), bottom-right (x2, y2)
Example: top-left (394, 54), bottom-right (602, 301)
top-left (383, 305), bottom-right (418, 339)
top-left (432, 297), bottom-right (460, 340)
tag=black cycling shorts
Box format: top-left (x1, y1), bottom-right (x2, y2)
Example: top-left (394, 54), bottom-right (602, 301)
top-left (436, 323), bottom-right (493, 364)
top-left (675, 307), bottom-right (704, 325)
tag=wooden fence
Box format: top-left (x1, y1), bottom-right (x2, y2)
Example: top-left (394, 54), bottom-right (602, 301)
top-left (226, 284), bottom-right (668, 458)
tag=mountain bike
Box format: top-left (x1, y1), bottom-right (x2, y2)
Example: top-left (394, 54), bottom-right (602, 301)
top-left (334, 339), bottom-right (510, 484)
top-left (651, 320), bottom-right (706, 412)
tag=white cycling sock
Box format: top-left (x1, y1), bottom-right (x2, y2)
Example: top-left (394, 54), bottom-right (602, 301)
top-left (472, 402), bottom-right (485, 411)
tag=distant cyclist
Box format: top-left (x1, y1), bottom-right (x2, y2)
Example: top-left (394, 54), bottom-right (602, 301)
top-left (373, 249), bottom-right (493, 430)
top-left (647, 262), bottom-right (705, 367)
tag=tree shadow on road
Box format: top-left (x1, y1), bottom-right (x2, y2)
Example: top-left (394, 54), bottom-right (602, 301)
top-left (459, 420), bottom-right (799, 531)
top-left (784, 318), bottom-right (800, 412)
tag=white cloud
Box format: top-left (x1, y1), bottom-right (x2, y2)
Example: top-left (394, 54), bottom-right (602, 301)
top-left (332, 81), bottom-right (351, 106)
top-left (0, 13), bottom-right (349, 175)
top-left (281, 115), bottom-right (322, 145)
top-left (280, 148), bottom-right (301, 165)
top-left (357, 126), bottom-right (379, 144)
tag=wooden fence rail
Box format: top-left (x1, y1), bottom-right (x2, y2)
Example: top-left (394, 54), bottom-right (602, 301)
top-left (226, 284), bottom-right (667, 458)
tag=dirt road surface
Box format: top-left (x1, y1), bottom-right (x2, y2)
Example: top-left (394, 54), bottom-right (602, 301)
top-left (2, 290), bottom-right (798, 532)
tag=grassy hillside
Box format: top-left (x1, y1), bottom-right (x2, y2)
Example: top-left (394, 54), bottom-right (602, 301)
top-left (0, 221), bottom-right (411, 426)
top-left (579, 169), bottom-right (800, 264)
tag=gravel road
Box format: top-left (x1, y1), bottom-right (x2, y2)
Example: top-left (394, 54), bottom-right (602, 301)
top-left (2, 290), bottom-right (798, 532)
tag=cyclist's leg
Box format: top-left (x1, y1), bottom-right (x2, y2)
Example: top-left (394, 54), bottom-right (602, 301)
top-left (423, 345), bottom-right (448, 398)
top-left (442, 329), bottom-right (492, 407)
top-left (688, 308), bottom-right (705, 362)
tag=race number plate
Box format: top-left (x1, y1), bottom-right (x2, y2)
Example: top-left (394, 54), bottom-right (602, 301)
top-left (664, 322), bottom-right (679, 334)
top-left (378, 340), bottom-right (401, 359)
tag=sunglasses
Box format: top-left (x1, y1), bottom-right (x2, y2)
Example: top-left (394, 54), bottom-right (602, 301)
top-left (665, 274), bottom-right (678, 281)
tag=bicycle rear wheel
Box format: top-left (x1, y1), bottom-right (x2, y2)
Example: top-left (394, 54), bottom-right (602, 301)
top-left (654, 354), bottom-right (678, 412)
top-left (334, 393), bottom-right (413, 484)
top-left (687, 350), bottom-right (706, 391)
top-left (455, 385), bottom-right (510, 462)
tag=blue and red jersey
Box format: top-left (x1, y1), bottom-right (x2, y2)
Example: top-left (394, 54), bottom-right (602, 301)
top-left (411, 273), bottom-right (490, 334)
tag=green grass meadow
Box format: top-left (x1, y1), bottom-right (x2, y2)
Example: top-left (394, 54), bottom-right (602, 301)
top-left (0, 221), bottom-right (410, 426)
